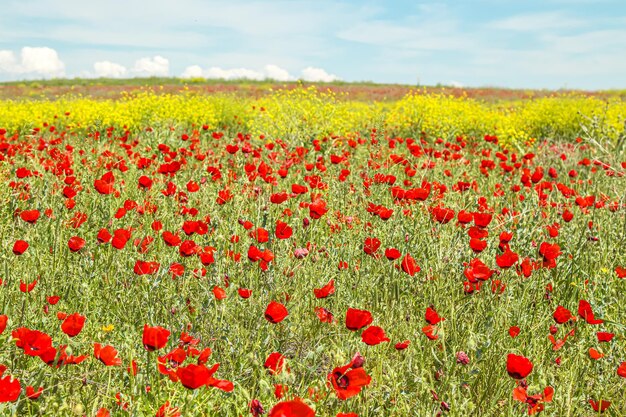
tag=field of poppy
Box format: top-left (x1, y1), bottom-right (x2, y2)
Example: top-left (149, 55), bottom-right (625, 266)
top-left (0, 85), bottom-right (625, 416)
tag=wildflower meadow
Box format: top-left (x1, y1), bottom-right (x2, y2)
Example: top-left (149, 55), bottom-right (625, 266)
top-left (0, 84), bottom-right (625, 416)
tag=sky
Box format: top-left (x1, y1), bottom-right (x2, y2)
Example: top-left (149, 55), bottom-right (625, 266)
top-left (1, 0), bottom-right (625, 89)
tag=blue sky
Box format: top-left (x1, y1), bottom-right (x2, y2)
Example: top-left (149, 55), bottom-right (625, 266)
top-left (1, 0), bottom-right (625, 89)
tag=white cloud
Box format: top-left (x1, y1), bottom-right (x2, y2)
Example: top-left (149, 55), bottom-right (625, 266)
top-left (205, 66), bottom-right (264, 80)
top-left (179, 64), bottom-right (339, 82)
top-left (180, 64), bottom-right (293, 81)
top-left (301, 66), bottom-right (339, 82)
top-left (264, 64), bottom-right (294, 81)
top-left (93, 60), bottom-right (127, 78)
top-left (132, 55), bottom-right (169, 76)
top-left (181, 65), bottom-right (203, 78)
top-left (448, 80), bottom-right (463, 88)
top-left (0, 51), bottom-right (17, 73)
top-left (0, 47), bottom-right (65, 77)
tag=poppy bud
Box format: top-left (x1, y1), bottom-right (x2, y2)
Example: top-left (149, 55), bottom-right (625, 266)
top-left (456, 351), bottom-right (470, 365)
top-left (351, 352), bottom-right (365, 368)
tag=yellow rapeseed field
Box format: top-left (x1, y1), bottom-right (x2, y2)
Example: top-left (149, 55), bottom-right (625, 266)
top-left (0, 85), bottom-right (624, 149)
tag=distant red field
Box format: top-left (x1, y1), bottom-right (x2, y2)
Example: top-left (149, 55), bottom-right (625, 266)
top-left (0, 78), bottom-right (623, 101)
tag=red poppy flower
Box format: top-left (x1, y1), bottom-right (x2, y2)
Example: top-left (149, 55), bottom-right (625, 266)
top-left (328, 358), bottom-right (372, 400)
top-left (589, 348), bottom-right (604, 360)
top-left (238, 288), bottom-right (252, 298)
top-left (97, 228), bottom-right (112, 243)
top-left (469, 238), bottom-right (487, 253)
top-left (496, 249), bottom-right (519, 268)
top-left (314, 307), bottom-right (334, 323)
top-left (269, 398), bottom-right (315, 417)
top-left (248, 245), bottom-right (263, 262)
top-left (512, 385), bottom-right (553, 415)
top-left (431, 206), bottom-right (455, 224)
top-left (265, 301), bottom-right (288, 324)
top-left (385, 248), bottom-right (401, 260)
top-left (469, 227), bottom-right (489, 239)
top-left (309, 199), bottom-right (328, 219)
top-left (425, 307), bottom-right (444, 325)
top-left (517, 258), bottom-right (534, 278)
top-left (458, 210), bottom-right (473, 224)
top-left (292, 184), bottom-right (308, 194)
top-left (179, 240), bottom-right (198, 257)
top-left (578, 300), bottom-right (604, 324)
top-left (363, 237), bottom-right (380, 255)
top-left (345, 308), bottom-right (373, 331)
top-left (47, 295), bottom-right (60, 305)
top-left (94, 172), bottom-right (115, 195)
top-left (94, 343), bottom-right (122, 366)
top-left (508, 326), bottom-right (520, 338)
top-left (13, 328), bottom-right (53, 358)
top-left (134, 260), bottom-right (160, 275)
top-left (395, 340), bottom-right (410, 350)
top-left (251, 228), bottom-right (269, 243)
top-left (422, 325), bottom-right (438, 340)
top-left (361, 326), bottom-right (390, 345)
top-left (615, 266), bottom-right (626, 278)
top-left (169, 263), bottom-right (184, 278)
top-left (589, 399), bottom-right (610, 412)
top-left (19, 279), bottom-right (37, 293)
top-left (143, 325), bottom-right (170, 351)
top-left (176, 363), bottom-right (219, 390)
top-left (20, 209), bottom-right (40, 224)
top-left (562, 210), bottom-right (574, 222)
top-left (53, 345), bottom-right (88, 367)
top-left (472, 211), bottom-right (492, 228)
top-left (313, 279), bottom-right (335, 299)
top-left (68, 236), bottom-right (85, 252)
top-left (264, 352), bottom-right (287, 375)
top-left (270, 192), bottom-right (289, 204)
top-left (597, 332), bottom-right (614, 342)
top-left (553, 306), bottom-right (573, 324)
top-left (213, 286), bottom-right (227, 300)
top-left (155, 402), bottom-right (181, 417)
top-left (274, 383), bottom-right (287, 399)
top-left (275, 220), bottom-right (293, 239)
top-left (95, 408), bottom-right (111, 417)
top-left (539, 242), bottom-right (561, 267)
top-left (138, 175), bottom-right (153, 190)
top-left (13, 240), bottom-right (29, 255)
top-left (0, 315), bottom-right (7, 334)
top-left (61, 313), bottom-right (86, 337)
top-left (26, 386), bottom-right (43, 400)
top-left (157, 348), bottom-right (186, 380)
top-left (401, 253), bottom-right (420, 276)
top-left (0, 374), bottom-right (21, 402)
top-left (162, 231), bottom-right (181, 247)
top-left (506, 354), bottom-right (533, 379)
top-left (112, 229), bottom-right (131, 249)
top-left (464, 259), bottom-right (494, 281)
top-left (617, 362), bottom-right (626, 378)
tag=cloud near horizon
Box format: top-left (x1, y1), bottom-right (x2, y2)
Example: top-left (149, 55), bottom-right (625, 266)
top-left (181, 64), bottom-right (339, 82)
top-left (0, 47), bottom-right (65, 78)
top-left (0, 47), bottom-right (341, 82)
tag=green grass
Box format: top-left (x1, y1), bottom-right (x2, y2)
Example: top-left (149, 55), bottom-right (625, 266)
top-left (0, 120), bottom-right (624, 416)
